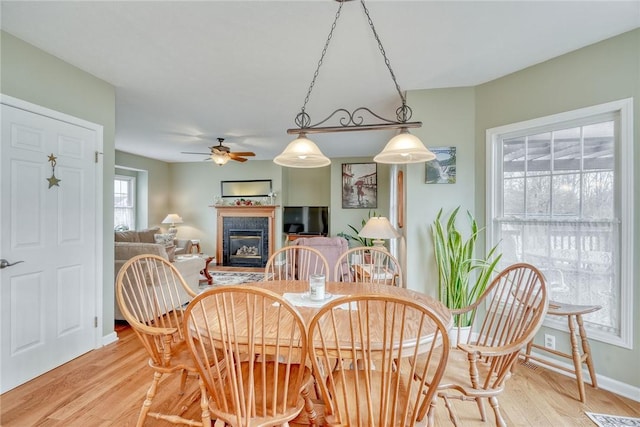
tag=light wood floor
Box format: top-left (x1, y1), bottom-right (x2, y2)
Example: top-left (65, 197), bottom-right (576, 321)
top-left (1, 324), bottom-right (638, 426)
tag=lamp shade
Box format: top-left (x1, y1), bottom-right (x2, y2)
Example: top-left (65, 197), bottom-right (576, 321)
top-left (373, 128), bottom-right (435, 164)
top-left (212, 152), bottom-right (230, 165)
top-left (358, 217), bottom-right (400, 240)
top-left (162, 213), bottom-right (183, 225)
top-left (273, 133), bottom-right (331, 168)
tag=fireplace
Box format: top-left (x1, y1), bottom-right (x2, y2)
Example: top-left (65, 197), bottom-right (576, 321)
top-left (214, 205), bottom-right (277, 268)
top-left (227, 229), bottom-right (264, 267)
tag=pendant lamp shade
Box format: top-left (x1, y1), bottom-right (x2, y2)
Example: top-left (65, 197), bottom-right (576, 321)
top-left (273, 133), bottom-right (331, 168)
top-left (373, 128), bottom-right (435, 164)
top-left (211, 152), bottom-right (230, 165)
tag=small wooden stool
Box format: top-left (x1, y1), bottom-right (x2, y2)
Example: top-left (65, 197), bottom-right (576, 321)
top-left (524, 301), bottom-right (601, 403)
top-left (190, 239), bottom-right (201, 254)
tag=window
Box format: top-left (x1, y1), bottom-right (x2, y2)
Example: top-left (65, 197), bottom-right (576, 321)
top-left (487, 99), bottom-right (633, 348)
top-left (114, 175), bottom-right (136, 231)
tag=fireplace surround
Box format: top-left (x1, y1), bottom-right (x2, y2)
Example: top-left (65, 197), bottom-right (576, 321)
top-left (214, 205), bottom-right (277, 267)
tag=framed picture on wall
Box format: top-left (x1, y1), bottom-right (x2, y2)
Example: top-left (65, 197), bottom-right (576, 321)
top-left (426, 146), bottom-right (457, 184)
top-left (342, 162), bottom-right (377, 209)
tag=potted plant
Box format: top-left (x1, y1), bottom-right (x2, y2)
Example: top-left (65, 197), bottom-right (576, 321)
top-left (432, 207), bottom-right (502, 333)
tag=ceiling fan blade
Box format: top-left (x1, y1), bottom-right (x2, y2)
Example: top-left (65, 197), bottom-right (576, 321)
top-left (229, 155), bottom-right (248, 163)
top-left (230, 151), bottom-right (255, 157)
top-left (181, 151), bottom-right (211, 155)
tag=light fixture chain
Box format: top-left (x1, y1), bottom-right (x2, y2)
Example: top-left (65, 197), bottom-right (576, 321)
top-left (299, 1), bottom-right (344, 115)
top-left (359, 0), bottom-right (406, 107)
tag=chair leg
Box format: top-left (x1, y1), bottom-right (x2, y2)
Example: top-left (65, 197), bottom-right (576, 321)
top-left (137, 371), bottom-right (162, 427)
top-left (475, 397), bottom-right (487, 422)
top-left (198, 377), bottom-right (211, 427)
top-left (179, 369), bottom-right (188, 395)
top-left (489, 396), bottom-right (506, 427)
top-left (441, 395), bottom-right (460, 427)
top-left (577, 314), bottom-right (598, 389)
top-left (425, 396), bottom-right (439, 427)
top-left (301, 384), bottom-right (318, 425)
top-left (567, 314), bottom-right (587, 403)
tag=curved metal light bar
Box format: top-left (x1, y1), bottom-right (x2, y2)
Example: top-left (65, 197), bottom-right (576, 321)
top-left (277, 0), bottom-right (433, 168)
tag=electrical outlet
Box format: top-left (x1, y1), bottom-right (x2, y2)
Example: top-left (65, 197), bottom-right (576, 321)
top-left (544, 334), bottom-right (556, 350)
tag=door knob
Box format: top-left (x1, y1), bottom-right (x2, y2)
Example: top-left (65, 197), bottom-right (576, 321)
top-left (0, 259), bottom-right (24, 269)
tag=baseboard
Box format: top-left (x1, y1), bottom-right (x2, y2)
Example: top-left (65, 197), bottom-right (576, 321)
top-left (526, 350), bottom-right (640, 402)
top-left (102, 331), bottom-right (118, 346)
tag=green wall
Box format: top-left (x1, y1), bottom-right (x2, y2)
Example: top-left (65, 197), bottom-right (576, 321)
top-left (473, 28), bottom-right (640, 389)
top-left (1, 31), bottom-right (116, 338)
top-left (404, 87), bottom-right (477, 296)
top-left (115, 151), bottom-right (171, 231)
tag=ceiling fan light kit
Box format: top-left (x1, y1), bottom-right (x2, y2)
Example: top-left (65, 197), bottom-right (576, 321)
top-left (181, 137), bottom-right (255, 166)
top-left (276, 0), bottom-right (434, 168)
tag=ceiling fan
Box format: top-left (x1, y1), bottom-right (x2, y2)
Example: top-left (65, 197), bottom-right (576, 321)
top-left (181, 138), bottom-right (256, 165)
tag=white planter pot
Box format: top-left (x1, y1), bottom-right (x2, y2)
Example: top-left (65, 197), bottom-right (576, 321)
top-left (448, 325), bottom-right (472, 347)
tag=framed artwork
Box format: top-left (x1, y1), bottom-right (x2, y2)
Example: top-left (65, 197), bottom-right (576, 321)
top-left (221, 179), bottom-right (272, 197)
top-left (426, 146), bottom-right (457, 184)
top-left (342, 162), bottom-right (377, 209)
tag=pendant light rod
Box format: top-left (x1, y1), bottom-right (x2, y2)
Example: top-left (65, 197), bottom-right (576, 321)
top-left (292, 0), bottom-right (420, 134)
top-left (277, 0), bottom-right (434, 168)
top-left (287, 121), bottom-right (421, 135)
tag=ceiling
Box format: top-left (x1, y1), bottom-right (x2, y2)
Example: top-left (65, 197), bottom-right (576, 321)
top-left (2, 1), bottom-right (639, 163)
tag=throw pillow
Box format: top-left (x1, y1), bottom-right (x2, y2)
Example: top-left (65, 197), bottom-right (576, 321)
top-left (154, 233), bottom-right (175, 247)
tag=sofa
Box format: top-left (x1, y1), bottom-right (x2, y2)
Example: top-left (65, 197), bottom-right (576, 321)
top-left (114, 227), bottom-right (205, 320)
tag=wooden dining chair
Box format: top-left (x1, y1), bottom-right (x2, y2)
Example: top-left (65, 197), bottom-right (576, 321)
top-left (308, 294), bottom-right (450, 427)
top-left (115, 254), bottom-right (210, 427)
top-left (334, 246), bottom-right (404, 287)
top-left (184, 286), bottom-right (317, 427)
top-left (265, 245), bottom-right (329, 281)
top-left (416, 262), bottom-right (549, 427)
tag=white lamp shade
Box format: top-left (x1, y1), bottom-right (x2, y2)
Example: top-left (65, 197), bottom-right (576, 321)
top-left (373, 129), bottom-right (435, 164)
top-left (273, 133), bottom-right (331, 168)
top-left (212, 152), bottom-right (230, 165)
top-left (358, 217), bottom-right (400, 240)
top-left (162, 213), bottom-right (183, 225)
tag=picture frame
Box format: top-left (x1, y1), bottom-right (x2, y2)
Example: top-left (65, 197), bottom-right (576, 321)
top-left (342, 162), bottom-right (377, 209)
top-left (220, 179), bottom-right (272, 197)
top-left (426, 146), bottom-right (457, 184)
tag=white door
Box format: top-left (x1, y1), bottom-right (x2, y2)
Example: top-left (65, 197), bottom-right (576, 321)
top-left (1, 100), bottom-right (101, 393)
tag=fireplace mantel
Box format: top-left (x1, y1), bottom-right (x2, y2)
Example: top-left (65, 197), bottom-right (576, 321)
top-left (212, 205), bottom-right (278, 266)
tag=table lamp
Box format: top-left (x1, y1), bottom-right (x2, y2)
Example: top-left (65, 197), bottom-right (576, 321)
top-left (358, 216), bottom-right (400, 251)
top-left (162, 213), bottom-right (183, 235)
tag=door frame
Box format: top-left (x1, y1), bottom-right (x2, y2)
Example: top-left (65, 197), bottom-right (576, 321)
top-left (1, 94), bottom-right (104, 350)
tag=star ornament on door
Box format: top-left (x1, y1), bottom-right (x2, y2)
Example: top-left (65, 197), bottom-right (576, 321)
top-left (47, 153), bottom-right (61, 188)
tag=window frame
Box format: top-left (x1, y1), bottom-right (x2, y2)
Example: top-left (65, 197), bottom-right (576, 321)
top-left (486, 98), bottom-right (634, 349)
top-left (114, 174), bottom-right (136, 231)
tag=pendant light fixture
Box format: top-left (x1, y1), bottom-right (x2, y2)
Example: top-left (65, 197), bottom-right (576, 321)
top-left (275, 0), bottom-right (435, 168)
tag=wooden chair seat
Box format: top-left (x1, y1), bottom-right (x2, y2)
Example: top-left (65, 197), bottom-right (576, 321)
top-left (185, 286), bottom-right (317, 427)
top-left (209, 361), bottom-right (312, 423)
top-left (116, 254), bottom-right (210, 427)
top-left (415, 263), bottom-right (548, 427)
top-left (524, 301), bottom-right (601, 403)
top-left (308, 294), bottom-right (450, 427)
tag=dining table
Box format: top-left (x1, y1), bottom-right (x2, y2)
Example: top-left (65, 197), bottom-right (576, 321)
top-left (196, 279), bottom-right (452, 352)
top-left (192, 280), bottom-right (452, 425)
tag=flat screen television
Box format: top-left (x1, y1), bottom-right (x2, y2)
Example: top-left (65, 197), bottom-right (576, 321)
top-left (283, 206), bottom-right (329, 235)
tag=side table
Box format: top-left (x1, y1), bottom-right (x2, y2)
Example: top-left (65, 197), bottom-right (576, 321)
top-left (190, 239), bottom-right (201, 254)
top-left (199, 256), bottom-right (215, 285)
